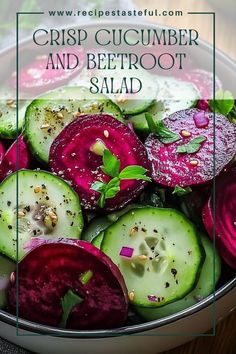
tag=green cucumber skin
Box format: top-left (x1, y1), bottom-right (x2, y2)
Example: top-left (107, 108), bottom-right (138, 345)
top-left (24, 86), bottom-right (124, 165)
top-left (135, 234), bottom-right (221, 320)
top-left (81, 217), bottom-right (112, 243)
top-left (82, 204), bottom-right (142, 244)
top-left (0, 101), bottom-right (27, 139)
top-left (128, 76), bottom-right (199, 135)
top-left (119, 99), bottom-right (155, 116)
top-left (91, 232), bottom-right (104, 249)
top-left (0, 254), bottom-right (15, 308)
top-left (101, 207), bottom-right (204, 307)
top-left (0, 170), bottom-right (83, 261)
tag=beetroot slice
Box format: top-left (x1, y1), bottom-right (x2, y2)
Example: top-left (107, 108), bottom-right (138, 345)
top-left (202, 169), bottom-right (236, 269)
top-left (182, 69), bottom-right (222, 99)
top-left (49, 114), bottom-right (150, 210)
top-left (12, 48), bottom-right (85, 94)
top-left (0, 141), bottom-right (5, 163)
top-left (0, 135), bottom-right (30, 181)
top-left (145, 109), bottom-right (236, 187)
top-left (8, 238), bottom-right (128, 329)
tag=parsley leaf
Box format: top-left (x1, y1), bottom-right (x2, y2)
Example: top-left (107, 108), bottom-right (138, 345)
top-left (101, 149), bottom-right (120, 178)
top-left (176, 136), bottom-right (206, 154)
top-left (172, 185), bottom-right (192, 196)
top-left (59, 289), bottom-right (83, 328)
top-left (145, 113), bottom-right (180, 144)
top-left (209, 90), bottom-right (235, 116)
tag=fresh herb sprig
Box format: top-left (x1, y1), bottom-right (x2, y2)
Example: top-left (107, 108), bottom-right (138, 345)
top-left (176, 136), bottom-right (206, 154)
top-left (91, 149), bottom-right (151, 208)
top-left (145, 113), bottom-right (180, 144)
top-left (172, 185), bottom-right (192, 196)
top-left (209, 90), bottom-right (235, 117)
top-left (59, 289), bottom-right (83, 328)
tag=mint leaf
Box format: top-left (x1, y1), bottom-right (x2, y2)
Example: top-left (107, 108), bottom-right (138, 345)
top-left (172, 185), bottom-right (192, 196)
top-left (119, 165), bottom-right (151, 181)
top-left (94, 178), bottom-right (121, 208)
top-left (90, 148), bottom-right (151, 208)
top-left (145, 113), bottom-right (180, 144)
top-left (209, 90), bottom-right (234, 116)
top-left (104, 177), bottom-right (120, 198)
top-left (176, 136), bottom-right (206, 154)
top-left (101, 149), bottom-right (120, 177)
top-left (59, 289), bottom-right (83, 328)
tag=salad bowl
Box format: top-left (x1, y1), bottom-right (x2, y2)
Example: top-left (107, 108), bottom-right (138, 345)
top-left (0, 21), bottom-right (235, 354)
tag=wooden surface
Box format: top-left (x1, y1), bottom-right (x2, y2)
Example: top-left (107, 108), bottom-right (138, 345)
top-left (133, 0), bottom-right (236, 353)
top-left (162, 310), bottom-right (236, 354)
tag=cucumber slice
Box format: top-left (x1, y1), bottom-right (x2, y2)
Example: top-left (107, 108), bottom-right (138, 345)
top-left (128, 76), bottom-right (199, 135)
top-left (91, 232), bottom-right (104, 249)
top-left (0, 170), bottom-right (83, 261)
top-left (75, 64), bottom-right (158, 115)
top-left (101, 207), bottom-right (203, 307)
top-left (24, 86), bottom-right (124, 164)
top-left (136, 233), bottom-right (221, 320)
top-left (82, 216), bottom-right (112, 243)
top-left (82, 204), bottom-right (142, 243)
top-left (0, 254), bottom-right (15, 308)
top-left (0, 97), bottom-right (27, 139)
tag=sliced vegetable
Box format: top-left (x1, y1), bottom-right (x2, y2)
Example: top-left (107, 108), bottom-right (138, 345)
top-left (81, 216), bottom-right (112, 243)
top-left (0, 170), bottom-right (83, 261)
top-left (182, 69), bottom-right (222, 99)
top-left (8, 239), bottom-right (128, 329)
top-left (202, 169), bottom-right (236, 269)
top-left (0, 141), bottom-right (5, 163)
top-left (77, 63), bottom-right (158, 115)
top-left (12, 48), bottom-right (85, 94)
top-left (50, 114), bottom-right (150, 210)
top-left (0, 97), bottom-right (27, 139)
top-left (145, 109), bottom-right (236, 187)
top-left (128, 76), bottom-right (199, 135)
top-left (91, 233), bottom-right (104, 249)
top-left (136, 233), bottom-right (221, 320)
top-left (0, 135), bottom-right (30, 181)
top-left (101, 207), bottom-right (203, 307)
top-left (24, 86), bottom-right (124, 164)
top-left (0, 254), bottom-right (15, 308)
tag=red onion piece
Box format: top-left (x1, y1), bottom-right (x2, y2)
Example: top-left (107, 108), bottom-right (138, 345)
top-left (147, 295), bottom-right (158, 302)
top-left (119, 246), bottom-right (134, 258)
top-left (193, 111), bottom-right (210, 128)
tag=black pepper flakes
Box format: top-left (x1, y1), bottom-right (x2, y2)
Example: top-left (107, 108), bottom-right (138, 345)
top-left (171, 268), bottom-right (177, 277)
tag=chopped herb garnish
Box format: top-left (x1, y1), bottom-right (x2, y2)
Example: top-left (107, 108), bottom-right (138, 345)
top-left (209, 90), bottom-right (235, 116)
top-left (59, 289), bottom-right (83, 328)
top-left (145, 113), bottom-right (180, 144)
top-left (79, 270), bottom-right (93, 285)
top-left (176, 136), bottom-right (206, 154)
top-left (172, 185), bottom-right (192, 196)
top-left (91, 149), bottom-right (151, 208)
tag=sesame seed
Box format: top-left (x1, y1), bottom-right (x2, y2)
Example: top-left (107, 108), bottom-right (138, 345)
top-left (103, 130), bottom-right (109, 138)
top-left (34, 186), bottom-right (41, 193)
top-left (40, 124), bottom-right (50, 129)
top-left (189, 160), bottom-right (198, 167)
top-left (57, 112), bottom-right (64, 119)
top-left (181, 130), bottom-right (191, 138)
top-left (128, 291), bottom-right (135, 301)
top-left (138, 255), bottom-right (148, 261)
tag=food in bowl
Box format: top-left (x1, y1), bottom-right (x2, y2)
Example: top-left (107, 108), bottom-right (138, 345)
top-left (0, 45), bottom-right (235, 332)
